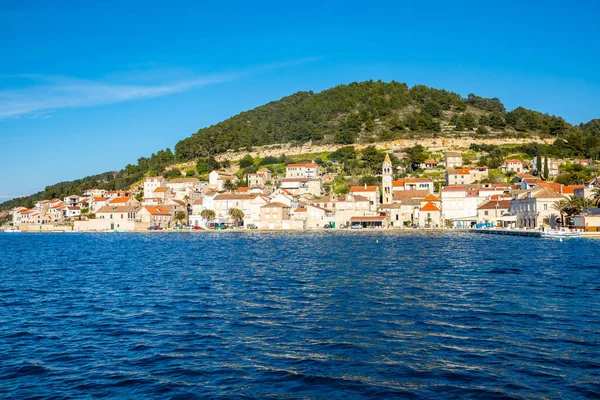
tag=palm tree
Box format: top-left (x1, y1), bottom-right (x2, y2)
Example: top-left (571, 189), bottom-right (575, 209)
top-left (201, 209), bottom-right (216, 224)
top-left (565, 195), bottom-right (585, 217)
top-left (228, 208), bottom-right (244, 227)
top-left (553, 199), bottom-right (569, 227)
top-left (223, 179), bottom-right (236, 192)
top-left (174, 210), bottom-right (187, 226)
top-left (592, 188), bottom-right (600, 206)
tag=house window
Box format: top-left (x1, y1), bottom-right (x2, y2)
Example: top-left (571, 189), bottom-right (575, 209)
top-left (543, 204), bottom-right (548, 211)
top-left (484, 211), bottom-right (489, 216)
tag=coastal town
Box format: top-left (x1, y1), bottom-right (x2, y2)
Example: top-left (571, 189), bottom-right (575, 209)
top-left (5, 148), bottom-right (600, 233)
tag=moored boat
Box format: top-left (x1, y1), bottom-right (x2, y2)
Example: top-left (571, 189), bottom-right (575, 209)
top-left (541, 228), bottom-right (580, 239)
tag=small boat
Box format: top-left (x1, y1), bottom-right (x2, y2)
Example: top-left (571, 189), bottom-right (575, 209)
top-left (541, 228), bottom-right (580, 239)
top-left (3, 228), bottom-right (21, 233)
top-left (114, 229), bottom-right (130, 233)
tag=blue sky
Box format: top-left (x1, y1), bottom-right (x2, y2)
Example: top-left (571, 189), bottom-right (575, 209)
top-left (1, 0), bottom-right (599, 200)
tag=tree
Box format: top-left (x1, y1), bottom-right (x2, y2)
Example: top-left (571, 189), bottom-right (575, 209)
top-left (592, 188), bottom-right (600, 206)
top-left (361, 145), bottom-right (385, 172)
top-left (536, 155), bottom-right (543, 175)
top-left (201, 209), bottom-right (216, 222)
top-left (543, 157), bottom-right (549, 180)
top-left (228, 208), bottom-right (244, 226)
top-left (174, 210), bottom-right (187, 226)
top-left (223, 179), bottom-right (236, 192)
top-left (553, 199), bottom-right (569, 227)
top-left (240, 155), bottom-right (254, 168)
top-left (196, 158), bottom-right (209, 174)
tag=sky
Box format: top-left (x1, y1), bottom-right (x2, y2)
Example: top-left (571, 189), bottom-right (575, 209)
top-left (1, 0), bottom-right (599, 200)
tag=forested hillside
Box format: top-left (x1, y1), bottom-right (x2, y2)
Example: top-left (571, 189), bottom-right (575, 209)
top-left (2, 80), bottom-right (599, 210)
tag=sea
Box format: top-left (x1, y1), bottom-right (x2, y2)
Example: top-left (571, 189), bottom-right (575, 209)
top-left (0, 232), bottom-right (599, 399)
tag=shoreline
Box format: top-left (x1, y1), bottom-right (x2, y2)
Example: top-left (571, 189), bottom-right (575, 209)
top-left (3, 228), bottom-right (600, 238)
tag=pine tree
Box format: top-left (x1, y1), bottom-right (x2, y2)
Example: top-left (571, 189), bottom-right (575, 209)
top-left (543, 157), bottom-right (549, 180)
top-left (536, 154), bottom-right (542, 175)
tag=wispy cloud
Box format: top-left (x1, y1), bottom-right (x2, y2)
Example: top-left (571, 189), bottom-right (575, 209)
top-left (0, 57), bottom-right (320, 119)
top-left (0, 72), bottom-right (234, 118)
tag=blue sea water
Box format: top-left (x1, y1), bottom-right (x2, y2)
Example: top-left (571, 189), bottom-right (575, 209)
top-left (0, 232), bottom-right (599, 399)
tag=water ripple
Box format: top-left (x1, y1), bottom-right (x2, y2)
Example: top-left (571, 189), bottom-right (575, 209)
top-left (0, 232), bottom-right (599, 398)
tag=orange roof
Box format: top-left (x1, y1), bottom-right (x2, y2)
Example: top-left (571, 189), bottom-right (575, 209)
top-left (92, 197), bottom-right (107, 201)
top-left (506, 159), bottom-right (522, 163)
top-left (294, 207), bottom-right (307, 212)
top-left (236, 187), bottom-right (250, 192)
top-left (261, 202), bottom-right (289, 208)
top-left (420, 201), bottom-right (440, 212)
top-left (350, 186), bottom-right (378, 193)
top-left (154, 187), bottom-right (169, 193)
top-left (393, 178), bottom-right (433, 187)
top-left (478, 199), bottom-right (511, 210)
top-left (287, 163), bottom-right (317, 168)
top-left (538, 181), bottom-right (561, 192)
top-left (144, 206), bottom-right (171, 216)
top-left (280, 189), bottom-right (294, 195)
top-left (442, 186), bottom-right (466, 192)
top-left (561, 185), bottom-right (584, 195)
top-left (422, 193), bottom-right (440, 201)
top-left (109, 197), bottom-right (133, 204)
top-left (456, 169), bottom-right (470, 175)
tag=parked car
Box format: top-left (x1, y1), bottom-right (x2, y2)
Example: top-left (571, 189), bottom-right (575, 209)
top-left (214, 224), bottom-right (227, 230)
top-left (351, 224), bottom-right (363, 230)
top-left (147, 225), bottom-right (163, 231)
top-left (193, 226), bottom-right (204, 231)
top-left (247, 224), bottom-right (258, 230)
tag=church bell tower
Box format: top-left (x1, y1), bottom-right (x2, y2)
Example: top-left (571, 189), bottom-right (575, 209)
top-left (382, 153), bottom-right (393, 204)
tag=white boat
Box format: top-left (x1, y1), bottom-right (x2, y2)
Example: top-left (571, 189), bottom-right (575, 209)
top-left (3, 228), bottom-right (21, 233)
top-left (541, 228), bottom-right (580, 239)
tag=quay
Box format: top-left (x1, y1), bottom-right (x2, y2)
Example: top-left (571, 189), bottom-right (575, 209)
top-left (470, 228), bottom-right (542, 238)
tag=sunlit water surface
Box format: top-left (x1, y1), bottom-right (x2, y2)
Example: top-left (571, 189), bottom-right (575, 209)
top-left (0, 232), bottom-right (599, 398)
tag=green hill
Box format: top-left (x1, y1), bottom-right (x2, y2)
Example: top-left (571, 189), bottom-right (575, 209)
top-left (2, 80), bottom-right (599, 210)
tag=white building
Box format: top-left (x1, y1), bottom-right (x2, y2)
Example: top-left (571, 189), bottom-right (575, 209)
top-left (144, 177), bottom-right (166, 199)
top-left (285, 163), bottom-right (320, 179)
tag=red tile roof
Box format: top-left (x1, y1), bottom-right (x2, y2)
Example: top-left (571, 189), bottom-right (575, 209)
top-left (350, 186), bottom-right (378, 193)
top-left (287, 163), bottom-right (317, 168)
top-left (420, 202), bottom-right (440, 212)
top-left (144, 206), bottom-right (171, 216)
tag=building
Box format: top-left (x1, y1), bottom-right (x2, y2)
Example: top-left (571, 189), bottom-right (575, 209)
top-left (260, 202), bottom-right (291, 229)
top-left (95, 206), bottom-right (140, 230)
top-left (477, 199), bottom-right (514, 227)
top-left (137, 206), bottom-right (173, 227)
top-left (144, 177), bottom-right (165, 199)
top-left (418, 201), bottom-right (441, 228)
top-left (501, 159), bottom-right (524, 174)
top-left (510, 187), bottom-right (566, 228)
top-left (531, 156), bottom-right (560, 177)
top-left (285, 163), bottom-right (319, 179)
top-left (445, 152), bottom-right (463, 168)
top-left (108, 197), bottom-right (140, 208)
top-left (212, 193), bottom-right (268, 227)
top-left (280, 178), bottom-right (322, 196)
top-left (392, 178), bottom-right (434, 194)
top-left (349, 185), bottom-right (379, 211)
top-left (440, 186), bottom-right (481, 228)
top-left (153, 187), bottom-right (174, 201)
top-left (245, 168), bottom-right (272, 186)
top-left (166, 178), bottom-right (200, 200)
top-left (381, 153), bottom-right (393, 204)
top-left (446, 168), bottom-right (472, 186)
